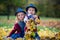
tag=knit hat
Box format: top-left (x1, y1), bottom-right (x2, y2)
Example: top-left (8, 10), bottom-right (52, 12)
top-left (15, 8), bottom-right (26, 16)
top-left (26, 4), bottom-right (37, 12)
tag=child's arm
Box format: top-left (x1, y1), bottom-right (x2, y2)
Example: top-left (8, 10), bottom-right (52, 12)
top-left (24, 16), bottom-right (28, 22)
top-left (24, 27), bottom-right (27, 32)
top-left (7, 23), bottom-right (18, 37)
top-left (33, 15), bottom-right (40, 19)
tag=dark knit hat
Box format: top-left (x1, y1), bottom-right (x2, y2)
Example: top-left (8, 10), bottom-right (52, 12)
top-left (26, 4), bottom-right (37, 12)
top-left (15, 8), bottom-right (26, 16)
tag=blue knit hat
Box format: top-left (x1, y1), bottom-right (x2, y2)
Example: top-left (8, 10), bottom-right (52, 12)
top-left (26, 4), bottom-right (37, 12)
top-left (15, 8), bottom-right (26, 16)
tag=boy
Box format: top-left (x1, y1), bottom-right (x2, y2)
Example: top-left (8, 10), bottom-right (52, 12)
top-left (24, 4), bottom-right (40, 40)
top-left (7, 8), bottom-right (26, 40)
top-left (24, 4), bottom-right (39, 22)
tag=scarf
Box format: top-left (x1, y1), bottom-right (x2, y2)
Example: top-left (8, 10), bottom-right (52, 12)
top-left (18, 21), bottom-right (26, 33)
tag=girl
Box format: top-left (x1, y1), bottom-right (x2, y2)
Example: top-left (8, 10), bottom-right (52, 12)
top-left (7, 8), bottom-right (26, 40)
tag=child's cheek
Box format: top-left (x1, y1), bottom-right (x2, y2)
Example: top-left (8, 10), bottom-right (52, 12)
top-left (17, 16), bottom-right (21, 20)
top-left (23, 15), bottom-right (25, 18)
top-left (21, 16), bottom-right (25, 19)
top-left (33, 12), bottom-right (35, 14)
top-left (28, 11), bottom-right (31, 14)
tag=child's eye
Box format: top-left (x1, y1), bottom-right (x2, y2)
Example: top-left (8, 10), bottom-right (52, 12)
top-left (31, 10), bottom-right (33, 11)
top-left (18, 15), bottom-right (20, 16)
top-left (29, 9), bottom-right (32, 11)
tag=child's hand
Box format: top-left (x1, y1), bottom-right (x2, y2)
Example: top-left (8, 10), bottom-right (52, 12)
top-left (33, 15), bottom-right (38, 19)
top-left (14, 20), bottom-right (18, 24)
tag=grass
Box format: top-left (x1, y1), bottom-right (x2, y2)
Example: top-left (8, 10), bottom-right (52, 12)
top-left (40, 17), bottom-right (60, 21)
top-left (0, 16), bottom-right (60, 20)
top-left (37, 26), bottom-right (60, 32)
top-left (0, 16), bottom-right (60, 29)
top-left (0, 16), bottom-right (15, 28)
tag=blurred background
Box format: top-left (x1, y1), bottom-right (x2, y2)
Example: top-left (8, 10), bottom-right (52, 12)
top-left (0, 0), bottom-right (60, 19)
top-left (0, 0), bottom-right (60, 28)
top-left (0, 0), bottom-right (60, 29)
top-left (0, 0), bottom-right (60, 40)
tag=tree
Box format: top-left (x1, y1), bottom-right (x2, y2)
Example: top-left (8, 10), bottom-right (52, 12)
top-left (0, 0), bottom-right (27, 20)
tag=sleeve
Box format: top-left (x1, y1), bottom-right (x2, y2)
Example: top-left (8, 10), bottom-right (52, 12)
top-left (24, 27), bottom-right (27, 31)
top-left (7, 23), bottom-right (17, 37)
top-left (24, 16), bottom-right (28, 22)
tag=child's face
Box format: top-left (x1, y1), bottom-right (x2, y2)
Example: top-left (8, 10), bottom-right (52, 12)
top-left (27, 7), bottom-right (35, 15)
top-left (17, 12), bottom-right (25, 21)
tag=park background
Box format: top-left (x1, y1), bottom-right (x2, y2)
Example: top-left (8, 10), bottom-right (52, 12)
top-left (0, 0), bottom-right (60, 40)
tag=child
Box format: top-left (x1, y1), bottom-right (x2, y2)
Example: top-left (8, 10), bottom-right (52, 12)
top-left (24, 4), bottom-right (40, 40)
top-left (24, 4), bottom-right (40, 22)
top-left (7, 8), bottom-right (26, 40)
